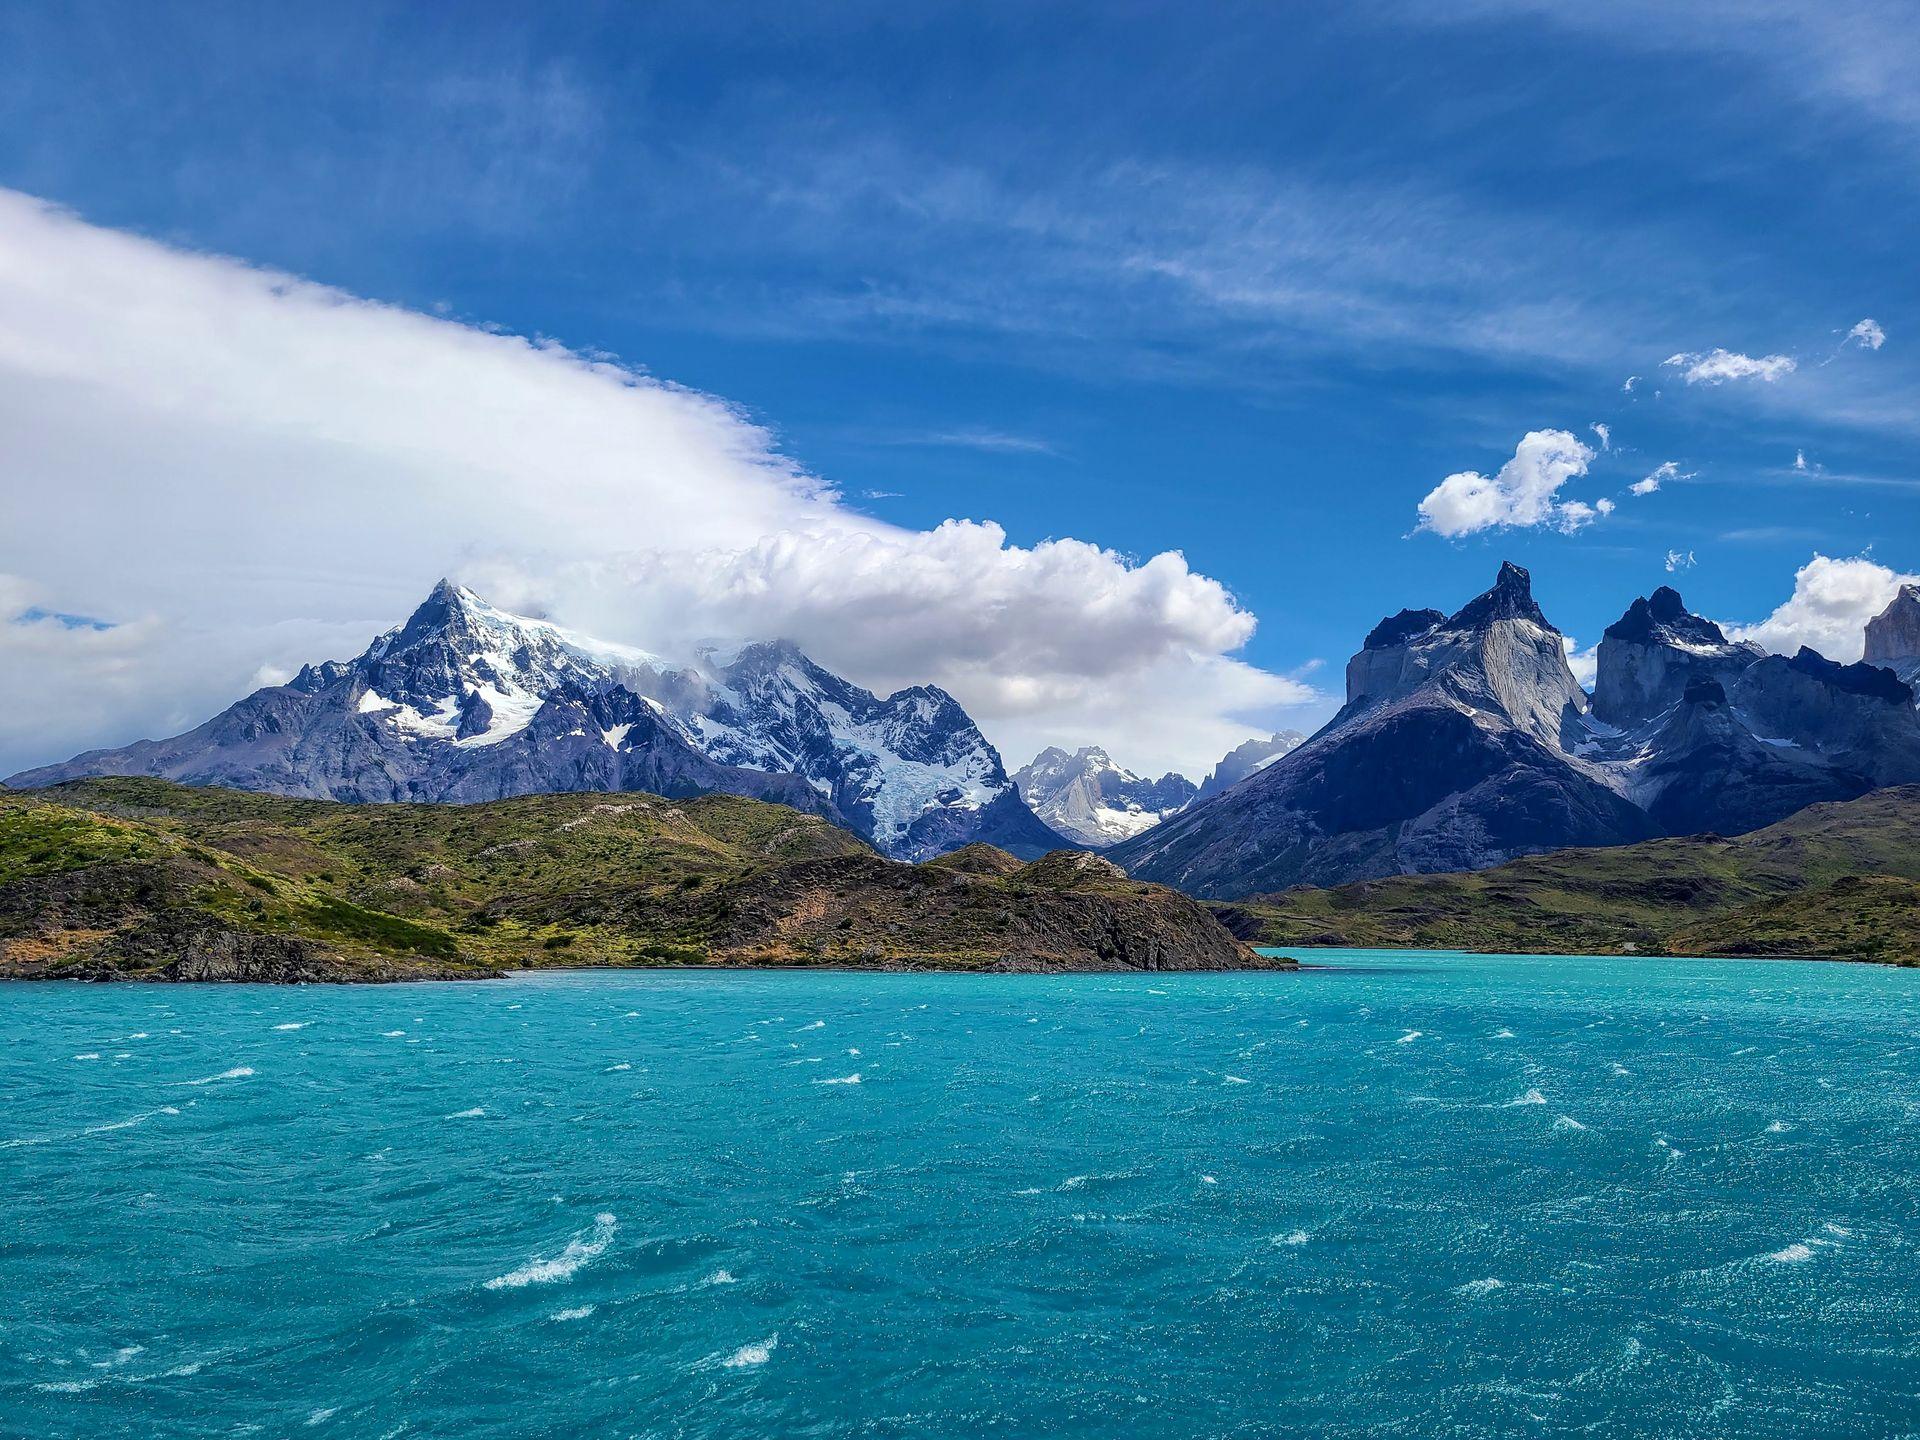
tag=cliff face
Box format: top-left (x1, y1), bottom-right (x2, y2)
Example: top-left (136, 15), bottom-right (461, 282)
top-left (1591, 585), bottom-right (1763, 728)
top-left (1864, 584), bottom-right (1920, 687)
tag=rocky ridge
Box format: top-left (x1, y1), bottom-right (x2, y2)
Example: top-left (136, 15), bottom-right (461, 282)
top-left (1112, 563), bottom-right (1920, 897)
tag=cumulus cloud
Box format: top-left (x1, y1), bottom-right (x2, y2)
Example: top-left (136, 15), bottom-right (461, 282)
top-left (1663, 348), bottom-right (1796, 385)
top-left (1847, 318), bottom-right (1886, 351)
top-left (1589, 422), bottom-right (1611, 450)
top-left (1561, 636), bottom-right (1600, 690)
top-left (1731, 553), bottom-right (1920, 662)
top-left (0, 189), bottom-right (1310, 778)
top-left (1415, 429), bottom-right (1604, 537)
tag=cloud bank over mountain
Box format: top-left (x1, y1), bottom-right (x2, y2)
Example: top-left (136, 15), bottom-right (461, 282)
top-left (0, 190), bottom-right (1309, 779)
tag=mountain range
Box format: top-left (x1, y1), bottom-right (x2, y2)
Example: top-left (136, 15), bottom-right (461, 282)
top-left (5, 582), bottom-right (1064, 862)
top-left (13, 567), bottom-right (1920, 903)
top-left (1111, 563), bottom-right (1920, 897)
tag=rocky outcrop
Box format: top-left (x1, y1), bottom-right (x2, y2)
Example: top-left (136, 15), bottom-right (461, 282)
top-left (1864, 584), bottom-right (1920, 689)
top-left (1728, 649), bottom-right (1920, 783)
top-left (633, 849), bottom-right (1274, 971)
top-left (1591, 585), bottom-right (1763, 727)
top-left (1193, 731), bottom-right (1307, 802)
top-left (1013, 745), bottom-right (1197, 846)
top-left (8, 582), bottom-right (1065, 862)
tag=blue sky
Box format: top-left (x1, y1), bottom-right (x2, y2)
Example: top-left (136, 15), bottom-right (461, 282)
top-left (1, 1), bottom-right (1916, 775)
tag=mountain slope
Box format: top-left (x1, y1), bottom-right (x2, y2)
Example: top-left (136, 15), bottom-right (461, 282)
top-left (1013, 745), bottom-right (1196, 846)
top-left (7, 583), bottom-right (1063, 861)
top-left (0, 778), bottom-right (1269, 979)
top-left (1219, 785), bottom-right (1920, 965)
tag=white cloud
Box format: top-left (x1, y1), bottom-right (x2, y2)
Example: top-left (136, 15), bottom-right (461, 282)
top-left (1589, 421), bottom-right (1611, 450)
top-left (0, 189), bottom-right (1311, 779)
top-left (1731, 553), bottom-right (1920, 662)
top-left (1664, 549), bottom-right (1697, 573)
top-left (1621, 375), bottom-right (1640, 393)
top-left (1630, 460), bottom-right (1688, 496)
top-left (1847, 317), bottom-right (1886, 350)
top-left (1662, 348), bottom-right (1796, 385)
top-left (1794, 449), bottom-right (1809, 471)
top-left (1415, 429), bottom-right (1603, 537)
top-left (1561, 635), bottom-right (1600, 690)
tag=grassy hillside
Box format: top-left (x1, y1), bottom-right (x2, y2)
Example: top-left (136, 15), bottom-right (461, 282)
top-left (0, 778), bottom-right (1262, 980)
top-left (1220, 785), bottom-right (1920, 965)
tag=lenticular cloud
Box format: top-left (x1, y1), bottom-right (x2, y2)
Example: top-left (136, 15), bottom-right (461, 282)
top-left (0, 188), bottom-right (1311, 778)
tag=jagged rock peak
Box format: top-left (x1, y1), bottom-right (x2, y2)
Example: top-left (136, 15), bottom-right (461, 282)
top-left (1603, 586), bottom-right (1729, 646)
top-left (1443, 561), bottom-right (1552, 633)
top-left (1864, 583), bottom-right (1920, 664)
top-left (1363, 609), bottom-right (1447, 651)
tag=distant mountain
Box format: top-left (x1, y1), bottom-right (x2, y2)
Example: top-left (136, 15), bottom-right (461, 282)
top-left (1012, 745), bottom-right (1196, 846)
top-left (1866, 583), bottom-right (1920, 689)
top-left (1193, 731), bottom-right (1306, 802)
top-left (6, 582), bottom-right (1064, 861)
top-left (1111, 563), bottom-right (1920, 897)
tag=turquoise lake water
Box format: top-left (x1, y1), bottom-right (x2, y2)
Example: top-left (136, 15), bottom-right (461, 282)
top-left (3, 951), bottom-right (1917, 1438)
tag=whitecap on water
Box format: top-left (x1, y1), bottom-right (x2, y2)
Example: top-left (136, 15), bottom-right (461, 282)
top-left (446, 1107), bottom-right (486, 1119)
top-left (1274, 1230), bottom-right (1310, 1247)
top-left (1222, 1075), bottom-right (1250, 1085)
top-left (1765, 1120), bottom-right (1792, 1134)
top-left (721, 1334), bottom-right (778, 1369)
top-left (549, 1306), bottom-right (596, 1322)
top-left (484, 1213), bottom-right (616, 1290)
top-left (703, 1269), bottom-right (737, 1286)
top-left (1454, 1277), bottom-right (1504, 1298)
top-left (1554, 1115), bottom-right (1588, 1131)
top-left (814, 1074), bottom-right (861, 1086)
top-left (273, 1023), bottom-right (307, 1032)
top-left (1505, 1088), bottom-right (1547, 1107)
top-left (604, 1063), bottom-right (631, 1073)
top-left (796, 1020), bottom-right (825, 1031)
top-left (1766, 1242), bottom-right (1814, 1264)
top-left (306, 1406), bottom-right (338, 1426)
top-left (382, 1030), bottom-right (406, 1038)
top-left (1490, 1028), bottom-right (1516, 1039)
top-left (1397, 1030), bottom-right (1422, 1044)
top-left (179, 1067), bottom-right (253, 1086)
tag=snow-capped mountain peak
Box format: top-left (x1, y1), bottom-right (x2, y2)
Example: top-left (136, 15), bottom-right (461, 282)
top-left (1013, 744), bottom-right (1196, 847)
top-left (9, 581), bottom-right (1065, 862)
